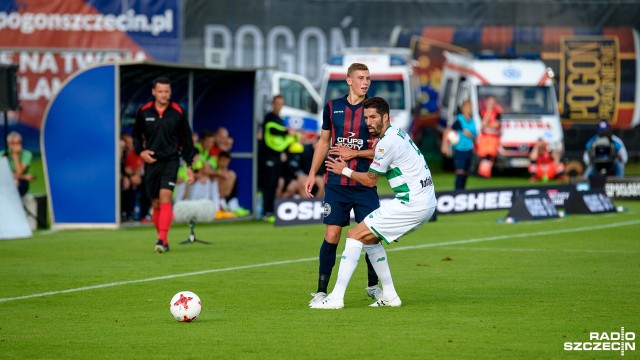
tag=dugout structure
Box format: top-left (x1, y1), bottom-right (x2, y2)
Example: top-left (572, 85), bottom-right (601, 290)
top-left (41, 62), bottom-right (256, 229)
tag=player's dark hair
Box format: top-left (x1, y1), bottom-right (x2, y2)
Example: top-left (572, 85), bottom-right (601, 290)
top-left (363, 96), bottom-right (390, 119)
top-left (219, 151), bottom-right (231, 159)
top-left (152, 77), bottom-right (171, 88)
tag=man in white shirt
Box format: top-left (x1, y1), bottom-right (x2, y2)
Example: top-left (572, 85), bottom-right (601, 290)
top-left (311, 96), bottom-right (437, 309)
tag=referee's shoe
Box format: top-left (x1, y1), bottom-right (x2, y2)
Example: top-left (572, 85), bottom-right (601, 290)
top-left (154, 240), bottom-right (170, 253)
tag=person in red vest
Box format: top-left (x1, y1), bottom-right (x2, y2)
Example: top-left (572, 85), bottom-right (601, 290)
top-left (528, 137), bottom-right (564, 182)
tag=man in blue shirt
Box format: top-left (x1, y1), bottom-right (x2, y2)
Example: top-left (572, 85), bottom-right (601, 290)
top-left (443, 100), bottom-right (477, 190)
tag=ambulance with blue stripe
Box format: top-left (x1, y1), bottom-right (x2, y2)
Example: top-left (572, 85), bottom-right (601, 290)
top-left (439, 51), bottom-right (564, 169)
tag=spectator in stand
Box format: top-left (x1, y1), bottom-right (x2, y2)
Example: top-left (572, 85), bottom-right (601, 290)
top-left (209, 126), bottom-right (229, 158)
top-left (216, 150), bottom-right (247, 216)
top-left (528, 137), bottom-right (564, 182)
top-left (184, 130), bottom-right (217, 203)
top-left (441, 100), bottom-right (477, 190)
top-left (279, 141), bottom-right (326, 199)
top-left (583, 120), bottom-right (628, 180)
top-left (120, 132), bottom-right (151, 221)
top-left (1, 131), bottom-right (34, 197)
top-left (174, 131), bottom-right (203, 203)
top-left (278, 141), bottom-right (306, 199)
top-left (208, 130), bottom-right (246, 218)
top-left (476, 95), bottom-right (502, 178)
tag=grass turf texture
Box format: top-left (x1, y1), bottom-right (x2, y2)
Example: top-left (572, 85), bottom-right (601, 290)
top-left (0, 201), bottom-right (639, 359)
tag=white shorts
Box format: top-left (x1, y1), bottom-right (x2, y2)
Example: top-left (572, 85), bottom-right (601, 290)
top-left (363, 197), bottom-right (435, 244)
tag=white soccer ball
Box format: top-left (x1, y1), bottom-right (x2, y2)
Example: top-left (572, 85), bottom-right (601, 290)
top-left (169, 291), bottom-right (202, 322)
top-left (447, 130), bottom-right (460, 145)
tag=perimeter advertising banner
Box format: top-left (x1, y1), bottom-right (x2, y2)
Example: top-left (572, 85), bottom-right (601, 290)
top-left (274, 184), bottom-right (577, 226)
top-left (0, 0), bottom-right (179, 152)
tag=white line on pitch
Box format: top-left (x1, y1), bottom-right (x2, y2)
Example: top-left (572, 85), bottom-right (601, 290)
top-left (437, 247), bottom-right (640, 254)
top-left (1, 219), bottom-right (639, 303)
top-left (386, 219), bottom-right (640, 252)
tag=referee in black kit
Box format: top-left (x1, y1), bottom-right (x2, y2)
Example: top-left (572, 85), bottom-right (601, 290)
top-left (133, 77), bottom-right (195, 253)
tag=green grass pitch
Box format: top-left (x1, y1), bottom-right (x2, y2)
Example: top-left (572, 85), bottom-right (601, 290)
top-left (0, 201), bottom-right (639, 359)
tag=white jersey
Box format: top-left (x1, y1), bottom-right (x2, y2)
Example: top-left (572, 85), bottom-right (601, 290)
top-left (369, 126), bottom-right (436, 207)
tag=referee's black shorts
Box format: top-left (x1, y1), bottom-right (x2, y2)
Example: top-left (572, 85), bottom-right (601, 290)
top-left (144, 159), bottom-right (180, 199)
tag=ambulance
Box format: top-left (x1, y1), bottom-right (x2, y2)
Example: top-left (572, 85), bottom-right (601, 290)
top-left (438, 51), bottom-right (564, 169)
top-left (272, 48), bottom-right (421, 141)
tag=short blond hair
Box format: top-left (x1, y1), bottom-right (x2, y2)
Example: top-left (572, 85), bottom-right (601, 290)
top-left (347, 63), bottom-right (369, 77)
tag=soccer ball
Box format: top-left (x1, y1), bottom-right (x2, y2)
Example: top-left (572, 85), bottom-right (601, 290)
top-left (169, 291), bottom-right (202, 322)
top-left (447, 130), bottom-right (460, 145)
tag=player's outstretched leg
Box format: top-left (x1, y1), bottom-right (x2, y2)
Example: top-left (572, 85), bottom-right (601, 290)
top-left (310, 238), bottom-right (362, 309)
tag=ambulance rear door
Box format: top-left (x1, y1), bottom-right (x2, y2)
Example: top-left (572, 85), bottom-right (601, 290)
top-left (272, 71), bottom-right (322, 140)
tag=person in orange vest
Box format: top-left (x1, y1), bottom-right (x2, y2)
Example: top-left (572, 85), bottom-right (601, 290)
top-left (477, 95), bottom-right (502, 178)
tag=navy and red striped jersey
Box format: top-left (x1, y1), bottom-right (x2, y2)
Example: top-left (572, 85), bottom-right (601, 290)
top-left (133, 101), bottom-right (195, 166)
top-left (322, 95), bottom-right (375, 186)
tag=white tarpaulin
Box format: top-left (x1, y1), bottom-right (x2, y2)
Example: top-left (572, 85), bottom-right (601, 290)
top-left (0, 157), bottom-right (31, 239)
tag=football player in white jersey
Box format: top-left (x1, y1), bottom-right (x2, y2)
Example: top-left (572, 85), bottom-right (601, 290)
top-left (311, 96), bottom-right (437, 309)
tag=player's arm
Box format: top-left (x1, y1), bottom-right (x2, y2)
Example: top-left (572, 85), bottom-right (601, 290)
top-left (324, 156), bottom-right (379, 188)
top-left (329, 146), bottom-right (374, 160)
top-left (303, 129), bottom-right (331, 198)
top-left (309, 129), bottom-right (330, 178)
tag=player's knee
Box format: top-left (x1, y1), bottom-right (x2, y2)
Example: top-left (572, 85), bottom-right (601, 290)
top-left (324, 228), bottom-right (342, 243)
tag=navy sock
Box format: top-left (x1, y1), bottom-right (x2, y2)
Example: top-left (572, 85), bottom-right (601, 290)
top-left (317, 239), bottom-right (338, 293)
top-left (365, 254), bottom-right (379, 287)
top-left (455, 174), bottom-right (467, 190)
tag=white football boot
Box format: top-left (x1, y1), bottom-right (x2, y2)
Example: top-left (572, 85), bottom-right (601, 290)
top-left (308, 292), bottom-right (327, 307)
top-left (369, 296), bottom-right (402, 307)
top-left (309, 294), bottom-right (344, 309)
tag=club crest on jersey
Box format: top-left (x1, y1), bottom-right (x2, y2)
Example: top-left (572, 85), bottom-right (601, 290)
top-left (377, 147), bottom-right (385, 154)
top-left (323, 203), bottom-right (331, 217)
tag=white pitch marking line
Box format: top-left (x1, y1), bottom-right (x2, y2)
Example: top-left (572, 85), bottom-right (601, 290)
top-left (387, 219), bottom-right (640, 252)
top-left (437, 247), bottom-right (640, 254)
top-left (1, 219), bottom-right (639, 303)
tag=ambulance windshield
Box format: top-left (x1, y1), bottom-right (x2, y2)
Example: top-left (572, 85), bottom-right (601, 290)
top-left (326, 79), bottom-right (406, 109)
top-left (477, 86), bottom-right (555, 117)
